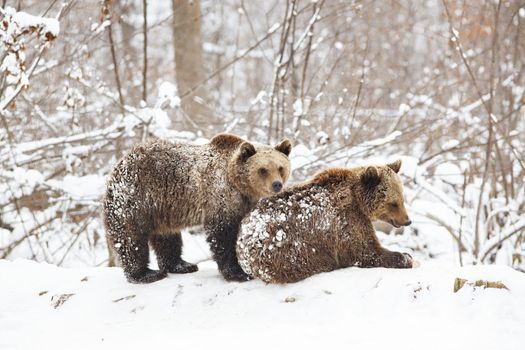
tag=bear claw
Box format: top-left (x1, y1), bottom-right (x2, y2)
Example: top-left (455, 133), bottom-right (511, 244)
top-left (402, 253), bottom-right (414, 268)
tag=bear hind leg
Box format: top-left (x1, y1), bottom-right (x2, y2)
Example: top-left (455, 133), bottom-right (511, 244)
top-left (150, 232), bottom-right (198, 274)
top-left (109, 230), bottom-right (167, 284)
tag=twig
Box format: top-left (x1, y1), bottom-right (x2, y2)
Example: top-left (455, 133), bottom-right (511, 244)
top-left (142, 0), bottom-right (148, 102)
top-left (422, 212), bottom-right (468, 253)
top-left (294, 0), bottom-right (324, 138)
top-left (457, 169), bottom-right (468, 266)
top-left (0, 45), bottom-right (47, 112)
top-left (348, 31), bottom-right (369, 144)
top-left (57, 218), bottom-right (92, 266)
top-left (268, 0), bottom-right (296, 143)
top-left (104, 2), bottom-right (126, 117)
top-left (480, 218), bottom-right (525, 262)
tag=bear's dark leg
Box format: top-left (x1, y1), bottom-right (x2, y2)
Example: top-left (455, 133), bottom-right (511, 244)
top-left (381, 248), bottom-right (413, 269)
top-left (366, 248), bottom-right (413, 268)
top-left (110, 230), bottom-right (167, 284)
top-left (205, 216), bottom-right (251, 282)
top-left (150, 232), bottom-right (198, 274)
top-left (359, 237), bottom-right (413, 269)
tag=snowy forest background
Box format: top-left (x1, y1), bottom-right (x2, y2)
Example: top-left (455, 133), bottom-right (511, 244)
top-left (1, 0), bottom-right (524, 272)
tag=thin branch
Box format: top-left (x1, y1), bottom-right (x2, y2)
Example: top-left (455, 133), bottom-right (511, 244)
top-left (142, 0), bottom-right (148, 102)
top-left (268, 0), bottom-right (295, 143)
top-left (0, 44), bottom-right (47, 112)
top-left (423, 212), bottom-right (469, 254)
top-left (107, 21), bottom-right (125, 116)
top-left (457, 169), bottom-right (468, 266)
top-left (480, 218), bottom-right (525, 262)
top-left (294, 0), bottom-right (324, 138)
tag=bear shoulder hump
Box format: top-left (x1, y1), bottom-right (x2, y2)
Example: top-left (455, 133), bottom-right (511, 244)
top-left (209, 133), bottom-right (245, 150)
top-left (312, 168), bottom-right (351, 186)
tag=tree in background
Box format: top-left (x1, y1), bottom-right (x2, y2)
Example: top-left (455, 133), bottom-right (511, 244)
top-left (172, 0), bottom-right (211, 129)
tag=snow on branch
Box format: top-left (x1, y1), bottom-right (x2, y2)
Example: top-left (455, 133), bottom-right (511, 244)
top-left (0, 6), bottom-right (60, 112)
top-left (0, 7), bottom-right (60, 42)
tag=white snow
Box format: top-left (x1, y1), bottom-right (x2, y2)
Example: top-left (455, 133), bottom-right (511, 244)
top-left (1, 7), bottom-right (60, 40)
top-left (0, 259), bottom-right (524, 349)
top-left (435, 162), bottom-right (464, 185)
top-left (47, 174), bottom-right (105, 200)
top-left (155, 81), bottom-right (181, 109)
top-left (11, 11), bottom-right (60, 38)
top-left (289, 143), bottom-right (317, 170)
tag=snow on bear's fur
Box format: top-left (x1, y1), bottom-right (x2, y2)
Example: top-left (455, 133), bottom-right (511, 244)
top-left (237, 160), bottom-right (413, 283)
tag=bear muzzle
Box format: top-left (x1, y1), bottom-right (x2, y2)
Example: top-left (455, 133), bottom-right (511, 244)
top-left (390, 217), bottom-right (411, 228)
top-left (272, 181), bottom-right (283, 193)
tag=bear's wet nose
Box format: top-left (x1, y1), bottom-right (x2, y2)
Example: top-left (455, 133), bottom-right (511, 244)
top-left (403, 220), bottom-right (412, 226)
top-left (272, 181), bottom-right (283, 193)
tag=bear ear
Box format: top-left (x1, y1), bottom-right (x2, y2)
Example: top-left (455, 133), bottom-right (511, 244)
top-left (361, 166), bottom-right (381, 189)
top-left (387, 159), bottom-right (402, 173)
top-left (275, 139), bottom-right (292, 156)
top-left (240, 142), bottom-right (256, 161)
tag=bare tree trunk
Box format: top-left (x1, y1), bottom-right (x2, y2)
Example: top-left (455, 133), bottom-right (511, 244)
top-left (171, 0), bottom-right (210, 126)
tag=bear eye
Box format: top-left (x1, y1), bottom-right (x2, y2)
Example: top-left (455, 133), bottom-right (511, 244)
top-left (278, 166), bottom-right (284, 175)
top-left (390, 203), bottom-right (399, 208)
top-left (259, 168), bottom-right (268, 177)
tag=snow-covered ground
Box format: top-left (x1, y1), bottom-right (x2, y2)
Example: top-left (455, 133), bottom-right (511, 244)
top-left (1, 251), bottom-right (524, 349)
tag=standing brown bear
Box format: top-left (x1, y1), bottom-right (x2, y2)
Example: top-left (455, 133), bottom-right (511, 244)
top-left (237, 160), bottom-right (414, 283)
top-left (103, 134), bottom-right (291, 283)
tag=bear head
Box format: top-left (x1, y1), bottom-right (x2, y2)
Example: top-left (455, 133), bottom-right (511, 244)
top-left (230, 139), bottom-right (292, 199)
top-left (360, 159), bottom-right (411, 228)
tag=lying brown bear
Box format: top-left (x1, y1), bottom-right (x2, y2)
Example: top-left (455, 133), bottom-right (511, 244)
top-left (236, 160), bottom-right (414, 283)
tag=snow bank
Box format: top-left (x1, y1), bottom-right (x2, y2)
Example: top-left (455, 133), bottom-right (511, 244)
top-left (1, 259), bottom-right (524, 350)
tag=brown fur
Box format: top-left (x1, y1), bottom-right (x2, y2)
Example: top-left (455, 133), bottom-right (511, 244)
top-left (237, 160), bottom-right (412, 283)
top-left (103, 133), bottom-right (291, 283)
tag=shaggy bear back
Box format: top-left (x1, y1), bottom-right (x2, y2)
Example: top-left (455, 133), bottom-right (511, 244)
top-left (105, 139), bottom-right (240, 233)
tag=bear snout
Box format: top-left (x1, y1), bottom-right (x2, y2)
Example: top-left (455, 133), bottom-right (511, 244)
top-left (403, 219), bottom-right (412, 226)
top-left (272, 181), bottom-right (283, 193)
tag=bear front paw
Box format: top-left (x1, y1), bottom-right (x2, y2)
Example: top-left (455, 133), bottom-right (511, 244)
top-left (402, 253), bottom-right (414, 268)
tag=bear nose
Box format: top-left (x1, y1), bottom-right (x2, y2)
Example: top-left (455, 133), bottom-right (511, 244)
top-left (272, 181), bottom-right (283, 193)
top-left (403, 220), bottom-right (412, 226)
